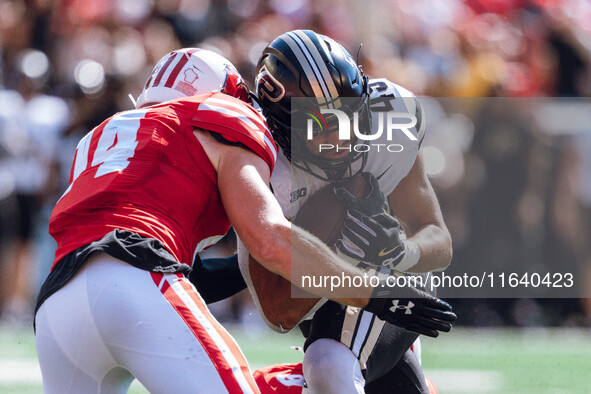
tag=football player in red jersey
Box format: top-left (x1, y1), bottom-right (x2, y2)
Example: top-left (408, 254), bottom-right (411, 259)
top-left (35, 48), bottom-right (454, 393)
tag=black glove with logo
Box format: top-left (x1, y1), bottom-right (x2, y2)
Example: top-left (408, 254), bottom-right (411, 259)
top-left (364, 294), bottom-right (456, 338)
top-left (336, 209), bottom-right (406, 269)
top-left (334, 172), bottom-right (388, 216)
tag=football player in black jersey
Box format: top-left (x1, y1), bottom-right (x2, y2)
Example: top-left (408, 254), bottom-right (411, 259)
top-left (236, 29), bottom-right (455, 393)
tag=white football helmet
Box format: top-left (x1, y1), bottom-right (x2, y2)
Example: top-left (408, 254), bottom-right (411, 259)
top-left (135, 48), bottom-right (249, 108)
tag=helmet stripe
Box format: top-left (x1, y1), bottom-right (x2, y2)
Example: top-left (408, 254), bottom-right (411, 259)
top-left (164, 54), bottom-right (189, 88)
top-left (164, 49), bottom-right (200, 88)
top-left (281, 33), bottom-right (332, 106)
top-left (292, 31), bottom-right (340, 105)
top-left (152, 52), bottom-right (178, 87)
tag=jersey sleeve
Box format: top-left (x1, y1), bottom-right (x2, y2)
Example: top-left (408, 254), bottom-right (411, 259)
top-left (192, 93), bottom-right (278, 172)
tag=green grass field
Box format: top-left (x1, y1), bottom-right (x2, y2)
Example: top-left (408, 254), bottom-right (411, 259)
top-left (1, 325), bottom-right (590, 393)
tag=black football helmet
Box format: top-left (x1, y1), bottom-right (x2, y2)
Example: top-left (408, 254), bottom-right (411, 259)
top-left (255, 29), bottom-right (370, 181)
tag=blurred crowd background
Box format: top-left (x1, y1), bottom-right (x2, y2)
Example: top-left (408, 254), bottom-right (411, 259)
top-left (0, 0), bottom-right (590, 329)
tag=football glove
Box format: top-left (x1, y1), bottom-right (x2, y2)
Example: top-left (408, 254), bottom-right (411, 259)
top-left (336, 209), bottom-right (406, 270)
top-left (364, 295), bottom-right (456, 338)
top-left (334, 172), bottom-right (389, 216)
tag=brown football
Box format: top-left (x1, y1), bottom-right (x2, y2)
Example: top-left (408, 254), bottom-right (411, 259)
top-left (293, 173), bottom-right (371, 247)
top-left (246, 173), bottom-right (371, 330)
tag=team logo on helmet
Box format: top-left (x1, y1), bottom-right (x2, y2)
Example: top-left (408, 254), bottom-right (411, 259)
top-left (184, 68), bottom-right (199, 84)
top-left (256, 65), bottom-right (285, 103)
top-left (174, 68), bottom-right (199, 96)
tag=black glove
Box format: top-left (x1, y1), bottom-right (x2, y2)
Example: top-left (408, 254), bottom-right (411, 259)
top-left (334, 172), bottom-right (388, 216)
top-left (364, 295), bottom-right (456, 338)
top-left (336, 209), bottom-right (406, 269)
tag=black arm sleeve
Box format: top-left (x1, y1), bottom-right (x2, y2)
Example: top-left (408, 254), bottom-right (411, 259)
top-left (189, 254), bottom-right (247, 304)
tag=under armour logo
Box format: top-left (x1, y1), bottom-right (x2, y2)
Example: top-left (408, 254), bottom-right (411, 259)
top-left (390, 300), bottom-right (414, 314)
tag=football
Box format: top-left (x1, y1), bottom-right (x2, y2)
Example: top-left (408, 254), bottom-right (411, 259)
top-left (293, 173), bottom-right (371, 247)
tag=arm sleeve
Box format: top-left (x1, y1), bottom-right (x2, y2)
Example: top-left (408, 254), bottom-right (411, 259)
top-left (189, 254), bottom-right (247, 304)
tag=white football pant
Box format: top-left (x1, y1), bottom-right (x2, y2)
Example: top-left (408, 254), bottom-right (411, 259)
top-left (35, 252), bottom-right (259, 393)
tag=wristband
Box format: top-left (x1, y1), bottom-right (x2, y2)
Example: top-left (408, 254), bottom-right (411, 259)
top-left (393, 239), bottom-right (421, 273)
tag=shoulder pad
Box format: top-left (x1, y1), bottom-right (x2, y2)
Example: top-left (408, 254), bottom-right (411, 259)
top-left (368, 78), bottom-right (415, 98)
top-left (193, 93), bottom-right (277, 171)
top-left (368, 78), bottom-right (426, 144)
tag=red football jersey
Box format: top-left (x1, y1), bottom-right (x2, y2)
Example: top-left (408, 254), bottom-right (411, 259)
top-left (254, 363), bottom-right (305, 394)
top-left (49, 92), bottom-right (276, 269)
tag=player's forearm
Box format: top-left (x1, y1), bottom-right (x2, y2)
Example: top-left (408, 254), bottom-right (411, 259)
top-left (291, 224), bottom-right (371, 307)
top-left (217, 149), bottom-right (371, 307)
top-left (404, 223), bottom-right (452, 273)
top-left (253, 223), bottom-right (371, 307)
